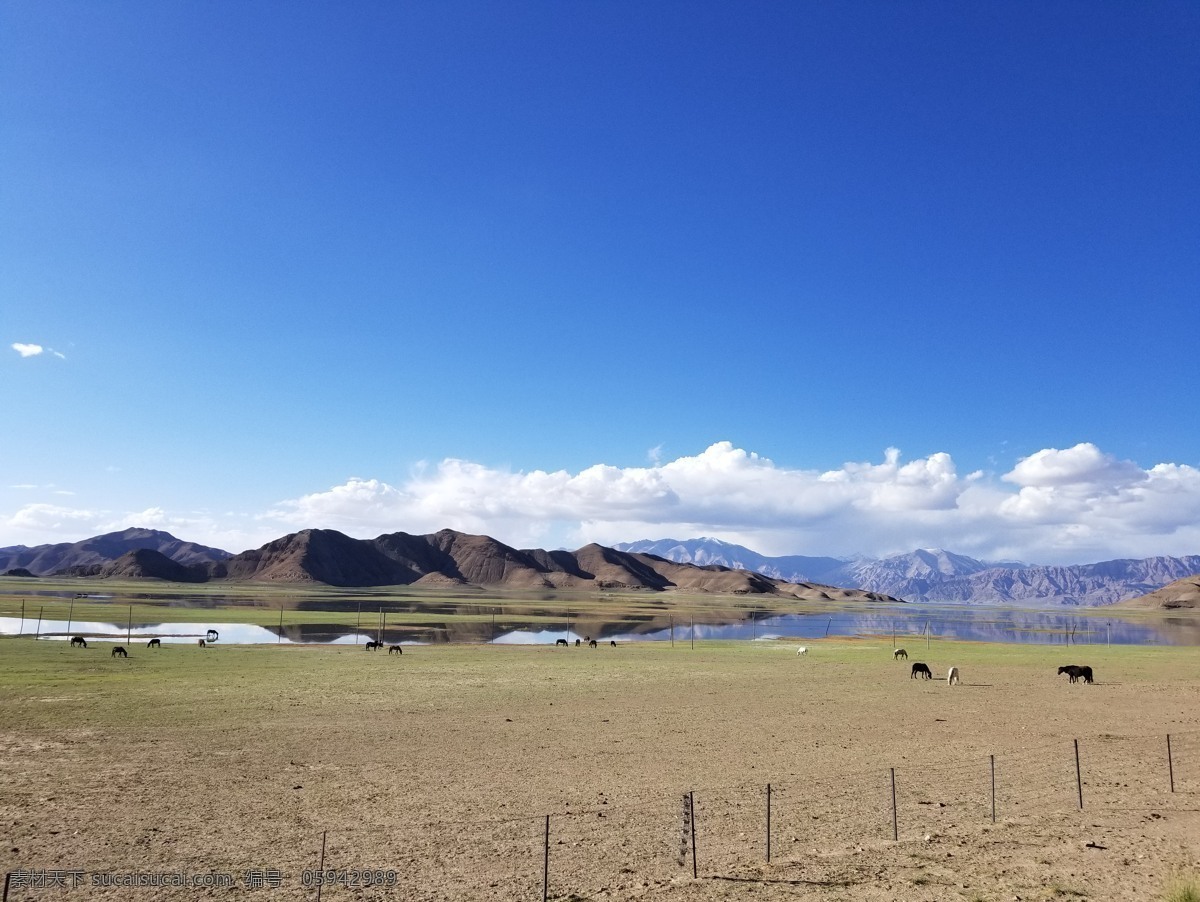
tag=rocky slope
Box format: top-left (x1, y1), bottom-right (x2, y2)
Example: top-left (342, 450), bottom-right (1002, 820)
top-left (618, 538), bottom-right (1200, 606)
top-left (0, 528), bottom-right (231, 576)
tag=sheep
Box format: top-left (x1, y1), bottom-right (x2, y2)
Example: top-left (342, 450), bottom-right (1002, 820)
top-left (796, 646), bottom-right (808, 656)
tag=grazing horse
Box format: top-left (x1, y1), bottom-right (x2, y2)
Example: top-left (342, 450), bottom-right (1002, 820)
top-left (111, 646), bottom-right (128, 658)
top-left (910, 662), bottom-right (932, 680)
top-left (364, 640), bottom-right (382, 651)
top-left (947, 666), bottom-right (960, 686)
top-left (1058, 665), bottom-right (1082, 683)
top-left (555, 638), bottom-right (568, 647)
top-left (1059, 665), bottom-right (1093, 684)
top-left (610, 640), bottom-right (617, 647)
top-left (147, 638), bottom-right (161, 649)
top-left (893, 648), bottom-right (908, 660)
top-left (198, 639), bottom-right (206, 648)
top-left (388, 645), bottom-right (403, 655)
top-left (70, 636), bottom-right (87, 648)
top-left (796, 646), bottom-right (808, 656)
top-left (575, 638), bottom-right (581, 647)
top-left (589, 639), bottom-right (598, 648)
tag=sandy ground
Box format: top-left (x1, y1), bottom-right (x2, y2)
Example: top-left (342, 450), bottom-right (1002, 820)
top-left (2, 638), bottom-right (1199, 901)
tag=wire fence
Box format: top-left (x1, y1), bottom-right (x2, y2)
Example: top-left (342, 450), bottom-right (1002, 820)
top-left (4, 730), bottom-right (1198, 900)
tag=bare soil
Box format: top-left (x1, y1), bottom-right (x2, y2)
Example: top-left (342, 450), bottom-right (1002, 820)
top-left (2, 638), bottom-right (1199, 901)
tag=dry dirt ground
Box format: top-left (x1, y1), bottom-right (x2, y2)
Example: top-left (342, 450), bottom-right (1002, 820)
top-left (2, 637), bottom-right (1199, 901)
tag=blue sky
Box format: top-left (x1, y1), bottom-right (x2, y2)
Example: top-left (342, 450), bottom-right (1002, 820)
top-left (3, 1), bottom-right (1199, 564)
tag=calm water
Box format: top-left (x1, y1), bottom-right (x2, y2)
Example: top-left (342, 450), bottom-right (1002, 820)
top-left (2, 605), bottom-right (1196, 646)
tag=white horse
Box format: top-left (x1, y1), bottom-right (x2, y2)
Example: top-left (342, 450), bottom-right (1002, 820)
top-left (796, 646), bottom-right (808, 656)
top-left (947, 666), bottom-right (960, 686)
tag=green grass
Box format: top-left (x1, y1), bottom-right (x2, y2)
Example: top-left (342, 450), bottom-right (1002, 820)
top-left (1164, 876), bottom-right (1200, 902)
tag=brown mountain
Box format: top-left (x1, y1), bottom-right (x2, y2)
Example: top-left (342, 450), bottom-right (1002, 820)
top-left (200, 528), bottom-right (899, 599)
top-left (1112, 574), bottom-right (1200, 610)
top-left (60, 548), bottom-right (209, 583)
top-left (0, 528), bottom-right (230, 576)
top-left (23, 525), bottom-right (900, 601)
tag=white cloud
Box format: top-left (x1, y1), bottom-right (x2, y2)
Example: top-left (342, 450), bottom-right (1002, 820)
top-left (6, 442), bottom-right (1200, 565)
top-left (10, 342), bottom-right (65, 359)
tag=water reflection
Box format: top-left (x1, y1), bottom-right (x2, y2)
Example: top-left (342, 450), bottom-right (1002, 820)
top-left (2, 607), bottom-right (1196, 647)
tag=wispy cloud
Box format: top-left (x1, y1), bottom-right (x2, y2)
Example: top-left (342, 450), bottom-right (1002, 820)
top-left (11, 342), bottom-right (65, 359)
top-left (6, 442), bottom-right (1200, 565)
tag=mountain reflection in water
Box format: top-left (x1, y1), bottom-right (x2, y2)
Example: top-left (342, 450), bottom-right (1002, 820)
top-left (4, 604), bottom-right (1195, 646)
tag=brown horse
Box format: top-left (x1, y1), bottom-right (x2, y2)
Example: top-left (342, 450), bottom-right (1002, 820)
top-left (198, 639), bottom-right (206, 648)
top-left (70, 636), bottom-right (87, 648)
top-left (388, 645), bottom-right (403, 655)
top-left (111, 646), bottom-right (128, 658)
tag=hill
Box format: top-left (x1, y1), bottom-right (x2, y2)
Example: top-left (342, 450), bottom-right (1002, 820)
top-left (0, 528), bottom-right (231, 576)
top-left (20, 526), bottom-right (900, 599)
top-left (1112, 574), bottom-right (1200, 610)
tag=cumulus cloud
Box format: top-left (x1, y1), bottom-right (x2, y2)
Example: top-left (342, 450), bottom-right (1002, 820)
top-left (11, 342), bottom-right (65, 359)
top-left (256, 442), bottom-right (1200, 563)
top-left (7, 442), bottom-right (1200, 565)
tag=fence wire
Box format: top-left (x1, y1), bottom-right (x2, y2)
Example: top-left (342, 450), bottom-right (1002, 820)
top-left (3, 729), bottom-right (1197, 901)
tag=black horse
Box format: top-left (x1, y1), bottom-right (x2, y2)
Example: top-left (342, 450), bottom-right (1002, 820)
top-left (589, 639), bottom-right (598, 648)
top-left (111, 646), bottom-right (128, 658)
top-left (364, 640), bottom-right (383, 651)
top-left (388, 645), bottom-right (403, 655)
top-left (910, 662), bottom-right (933, 679)
top-left (147, 638), bottom-right (161, 649)
top-left (1058, 665), bottom-right (1094, 684)
top-left (70, 636), bottom-right (87, 648)
top-left (555, 638), bottom-right (568, 647)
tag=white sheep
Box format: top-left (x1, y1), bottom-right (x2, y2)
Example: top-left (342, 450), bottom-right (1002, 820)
top-left (796, 646), bottom-right (808, 656)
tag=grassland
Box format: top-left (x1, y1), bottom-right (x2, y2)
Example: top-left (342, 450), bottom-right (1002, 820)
top-left (2, 613), bottom-right (1200, 901)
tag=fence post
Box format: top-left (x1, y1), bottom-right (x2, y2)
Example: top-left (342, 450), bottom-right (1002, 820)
top-left (543, 815), bottom-right (550, 902)
top-left (316, 830), bottom-right (327, 902)
top-left (1167, 735), bottom-right (1176, 793)
top-left (35, 607), bottom-right (43, 640)
top-left (765, 783), bottom-right (772, 862)
top-left (990, 754), bottom-right (996, 823)
top-left (690, 791), bottom-right (698, 879)
top-left (1074, 739), bottom-right (1083, 809)
top-left (890, 768), bottom-right (898, 841)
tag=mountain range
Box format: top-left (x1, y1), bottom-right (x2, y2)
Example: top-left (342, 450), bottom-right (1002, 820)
top-left (615, 537), bottom-right (1200, 606)
top-left (4, 528), bottom-right (1198, 607)
top-left (0, 527), bottom-right (897, 601)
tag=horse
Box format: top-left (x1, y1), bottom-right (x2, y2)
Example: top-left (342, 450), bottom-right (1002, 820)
top-left (1059, 664), bottom-right (1094, 684)
top-left (589, 639), bottom-right (598, 648)
top-left (388, 645), bottom-right (403, 655)
top-left (610, 640), bottom-right (617, 647)
top-left (198, 639), bottom-right (206, 648)
top-left (364, 640), bottom-right (382, 651)
top-left (555, 638), bottom-right (568, 647)
top-left (147, 638), bottom-right (161, 649)
top-left (947, 666), bottom-right (960, 686)
top-left (70, 636), bottom-right (87, 648)
top-left (575, 638), bottom-right (581, 647)
top-left (893, 648), bottom-right (908, 660)
top-left (796, 646), bottom-right (808, 656)
top-left (111, 646), bottom-right (128, 658)
top-left (910, 662), bottom-right (932, 679)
